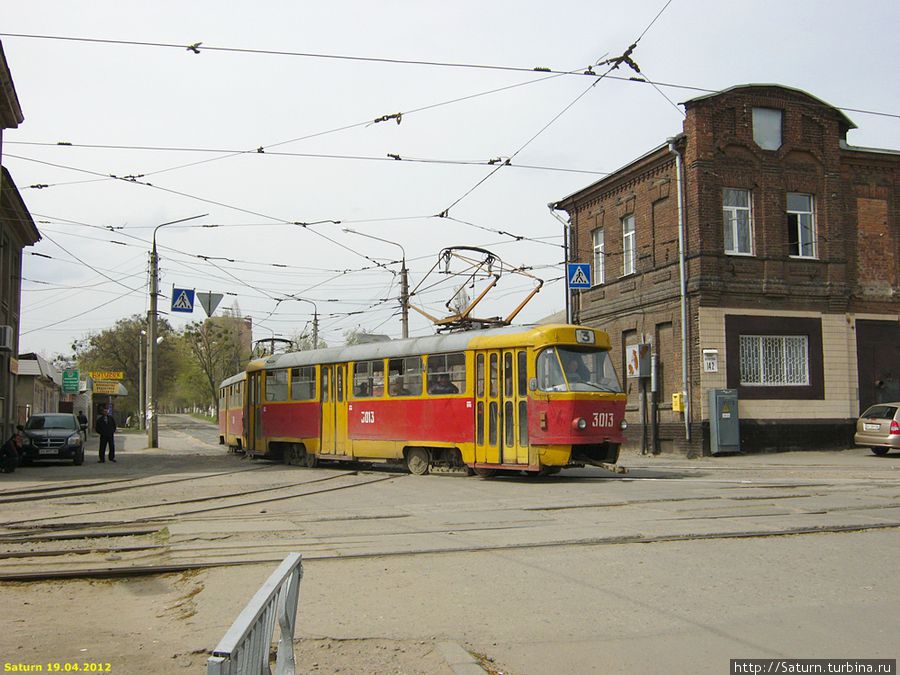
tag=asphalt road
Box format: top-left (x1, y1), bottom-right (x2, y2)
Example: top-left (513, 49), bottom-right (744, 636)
top-left (1, 414), bottom-right (898, 674)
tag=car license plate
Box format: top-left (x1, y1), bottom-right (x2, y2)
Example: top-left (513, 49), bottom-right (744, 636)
top-left (863, 423), bottom-right (880, 431)
top-left (39, 448), bottom-right (58, 455)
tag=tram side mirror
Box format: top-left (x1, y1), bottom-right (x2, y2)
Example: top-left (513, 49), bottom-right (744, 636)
top-left (529, 377), bottom-right (537, 391)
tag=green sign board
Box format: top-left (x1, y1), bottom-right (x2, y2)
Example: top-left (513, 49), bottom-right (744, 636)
top-left (62, 369), bottom-right (79, 393)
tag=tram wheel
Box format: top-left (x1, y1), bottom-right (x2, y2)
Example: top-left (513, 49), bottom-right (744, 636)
top-left (406, 448), bottom-right (430, 475)
top-left (305, 452), bottom-right (318, 469)
top-left (283, 447), bottom-right (296, 465)
top-left (473, 467), bottom-right (496, 478)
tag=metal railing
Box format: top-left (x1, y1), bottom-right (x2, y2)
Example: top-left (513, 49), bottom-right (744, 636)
top-left (207, 553), bottom-right (303, 675)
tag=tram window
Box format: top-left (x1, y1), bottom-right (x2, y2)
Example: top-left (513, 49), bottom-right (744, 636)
top-left (476, 354), bottom-right (485, 398)
top-left (518, 400), bottom-right (528, 446)
top-left (426, 353), bottom-right (465, 395)
top-left (337, 366), bottom-right (345, 402)
top-left (517, 351), bottom-right (527, 397)
top-left (503, 353), bottom-right (513, 397)
top-left (388, 357), bottom-right (421, 397)
top-left (476, 401), bottom-right (484, 445)
top-left (489, 353), bottom-right (499, 398)
top-left (265, 369), bottom-right (289, 402)
top-left (537, 347), bottom-right (623, 392)
top-left (558, 347), bottom-right (622, 393)
top-left (290, 366), bottom-right (316, 401)
top-left (504, 400), bottom-right (514, 447)
top-left (536, 348), bottom-right (566, 391)
top-left (489, 401), bottom-right (498, 446)
top-left (354, 360), bottom-right (384, 398)
top-left (321, 367), bottom-right (330, 403)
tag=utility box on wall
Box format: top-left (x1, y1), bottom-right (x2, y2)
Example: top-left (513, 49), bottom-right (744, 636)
top-left (709, 388), bottom-right (740, 455)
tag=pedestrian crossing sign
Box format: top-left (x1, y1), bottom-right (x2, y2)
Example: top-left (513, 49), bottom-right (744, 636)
top-left (171, 287), bottom-right (195, 313)
top-left (567, 263), bottom-right (592, 290)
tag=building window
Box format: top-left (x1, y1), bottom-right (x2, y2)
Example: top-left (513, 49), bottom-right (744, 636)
top-left (787, 193), bottom-right (816, 258)
top-left (622, 215), bottom-right (635, 276)
top-left (739, 335), bottom-right (809, 386)
top-left (591, 228), bottom-right (604, 285)
top-left (723, 188), bottom-right (753, 255)
top-left (752, 107), bottom-right (782, 150)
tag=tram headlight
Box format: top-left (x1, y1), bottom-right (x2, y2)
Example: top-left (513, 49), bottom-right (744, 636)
top-left (572, 417), bottom-right (587, 431)
top-left (620, 419), bottom-right (628, 430)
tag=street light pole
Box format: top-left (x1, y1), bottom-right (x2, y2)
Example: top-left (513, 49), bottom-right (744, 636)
top-left (139, 329), bottom-right (146, 431)
top-left (343, 228), bottom-right (408, 338)
top-left (147, 214), bottom-right (206, 448)
top-left (286, 296), bottom-right (318, 348)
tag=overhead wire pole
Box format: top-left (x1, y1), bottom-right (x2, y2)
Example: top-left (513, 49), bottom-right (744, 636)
top-left (147, 214), bottom-right (207, 449)
top-left (285, 296), bottom-right (319, 348)
top-left (343, 228), bottom-right (408, 338)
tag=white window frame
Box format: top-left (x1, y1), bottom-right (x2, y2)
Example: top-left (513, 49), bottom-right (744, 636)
top-left (787, 192), bottom-right (817, 258)
top-left (739, 335), bottom-right (810, 386)
top-left (723, 188), bottom-right (753, 256)
top-left (592, 227), bottom-right (605, 286)
top-left (621, 215), bottom-right (635, 277)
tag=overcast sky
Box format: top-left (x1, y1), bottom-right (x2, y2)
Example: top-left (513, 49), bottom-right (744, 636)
top-left (4, 0), bottom-right (899, 358)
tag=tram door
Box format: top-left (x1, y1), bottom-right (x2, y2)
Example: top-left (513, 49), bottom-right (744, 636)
top-left (475, 349), bottom-right (529, 465)
top-left (247, 371), bottom-right (263, 455)
top-left (475, 351), bottom-right (501, 464)
top-left (320, 365), bottom-right (349, 455)
top-left (502, 349), bottom-right (529, 465)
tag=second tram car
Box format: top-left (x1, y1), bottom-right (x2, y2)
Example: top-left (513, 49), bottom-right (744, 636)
top-left (218, 371), bottom-right (248, 452)
top-left (218, 324), bottom-right (626, 475)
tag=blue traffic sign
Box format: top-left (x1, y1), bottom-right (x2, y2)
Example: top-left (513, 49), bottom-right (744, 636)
top-left (171, 287), bottom-right (195, 313)
top-left (566, 263), bottom-right (592, 289)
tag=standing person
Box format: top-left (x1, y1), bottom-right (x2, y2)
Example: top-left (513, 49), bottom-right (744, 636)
top-left (95, 406), bottom-right (118, 463)
top-left (77, 410), bottom-right (88, 441)
top-left (0, 426), bottom-right (24, 473)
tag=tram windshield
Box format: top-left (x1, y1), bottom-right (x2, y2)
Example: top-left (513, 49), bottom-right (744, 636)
top-left (536, 347), bottom-right (622, 393)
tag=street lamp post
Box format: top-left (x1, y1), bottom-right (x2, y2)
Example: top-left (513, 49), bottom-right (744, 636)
top-left (286, 296), bottom-right (318, 349)
top-left (343, 228), bottom-right (408, 338)
top-left (147, 214), bottom-right (206, 448)
top-left (139, 329), bottom-right (146, 431)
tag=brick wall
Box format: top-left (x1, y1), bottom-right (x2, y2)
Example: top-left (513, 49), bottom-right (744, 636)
top-left (556, 84), bottom-right (899, 455)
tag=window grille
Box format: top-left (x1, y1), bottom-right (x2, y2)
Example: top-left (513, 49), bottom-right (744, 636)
top-left (739, 335), bottom-right (809, 386)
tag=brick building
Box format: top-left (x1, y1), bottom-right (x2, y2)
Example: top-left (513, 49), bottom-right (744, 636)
top-left (1, 40), bottom-right (41, 441)
top-left (553, 84), bottom-right (899, 455)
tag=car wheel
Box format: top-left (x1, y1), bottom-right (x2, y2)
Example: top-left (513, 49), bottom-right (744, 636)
top-left (871, 447), bottom-right (890, 456)
top-left (74, 449), bottom-right (84, 466)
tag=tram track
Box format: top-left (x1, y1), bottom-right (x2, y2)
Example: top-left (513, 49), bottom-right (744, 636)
top-left (3, 469), bottom-right (366, 529)
top-left (2, 519), bottom-right (897, 582)
top-left (0, 471), bottom-right (403, 542)
top-left (0, 462), bottom-right (276, 506)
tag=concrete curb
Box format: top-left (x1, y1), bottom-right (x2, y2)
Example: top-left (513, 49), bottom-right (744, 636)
top-left (437, 641), bottom-right (488, 674)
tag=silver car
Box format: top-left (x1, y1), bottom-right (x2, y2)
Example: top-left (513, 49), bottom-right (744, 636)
top-left (854, 402), bottom-right (900, 456)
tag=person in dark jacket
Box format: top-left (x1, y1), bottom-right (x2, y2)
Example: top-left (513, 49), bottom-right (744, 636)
top-left (95, 407), bottom-right (117, 463)
top-left (0, 427), bottom-right (24, 473)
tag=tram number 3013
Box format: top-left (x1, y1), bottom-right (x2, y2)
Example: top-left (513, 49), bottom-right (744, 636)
top-left (592, 412), bottom-right (614, 428)
top-left (360, 410), bottom-right (376, 424)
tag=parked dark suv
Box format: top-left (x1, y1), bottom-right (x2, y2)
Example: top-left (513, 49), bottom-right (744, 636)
top-left (20, 412), bottom-right (85, 465)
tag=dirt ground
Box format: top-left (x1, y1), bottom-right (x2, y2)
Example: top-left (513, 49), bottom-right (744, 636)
top-left (1, 418), bottom-right (898, 674)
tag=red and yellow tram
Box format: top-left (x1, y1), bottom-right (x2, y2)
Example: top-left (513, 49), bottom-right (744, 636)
top-left (218, 371), bottom-right (247, 452)
top-left (218, 324), bottom-right (626, 475)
